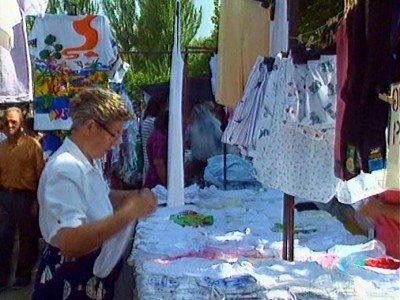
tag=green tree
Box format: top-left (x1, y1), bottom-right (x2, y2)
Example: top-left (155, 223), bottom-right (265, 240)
top-left (46, 0), bottom-right (99, 14)
top-left (102, 0), bottom-right (139, 53)
top-left (299, 0), bottom-right (343, 46)
top-left (210, 0), bottom-right (220, 46)
top-left (186, 36), bottom-right (216, 77)
top-left (184, 0), bottom-right (219, 77)
top-left (120, 0), bottom-right (201, 99)
top-left (133, 0), bottom-right (201, 76)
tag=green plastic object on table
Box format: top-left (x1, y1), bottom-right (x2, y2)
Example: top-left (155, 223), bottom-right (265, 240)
top-left (170, 210), bottom-right (214, 227)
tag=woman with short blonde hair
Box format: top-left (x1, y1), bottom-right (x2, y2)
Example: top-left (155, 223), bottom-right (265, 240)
top-left (32, 88), bottom-right (157, 299)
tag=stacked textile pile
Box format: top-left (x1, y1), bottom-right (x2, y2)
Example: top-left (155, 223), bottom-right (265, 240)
top-left (129, 187), bottom-right (399, 299)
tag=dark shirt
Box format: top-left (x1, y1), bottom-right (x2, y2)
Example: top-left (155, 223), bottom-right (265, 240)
top-left (144, 129), bottom-right (167, 189)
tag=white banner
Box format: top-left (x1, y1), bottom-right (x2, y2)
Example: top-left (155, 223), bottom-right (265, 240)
top-left (167, 0), bottom-right (185, 207)
top-left (385, 82), bottom-right (400, 189)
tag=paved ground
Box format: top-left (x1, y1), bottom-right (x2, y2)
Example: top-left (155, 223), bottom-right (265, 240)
top-left (0, 238), bottom-right (135, 300)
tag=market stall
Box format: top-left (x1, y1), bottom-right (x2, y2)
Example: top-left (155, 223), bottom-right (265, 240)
top-left (129, 186), bottom-right (399, 299)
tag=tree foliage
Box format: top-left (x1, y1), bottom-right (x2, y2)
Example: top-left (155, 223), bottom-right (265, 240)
top-left (299, 0), bottom-right (343, 45)
top-left (102, 0), bottom-right (138, 52)
top-left (184, 0), bottom-right (219, 78)
top-left (132, 0), bottom-right (201, 78)
top-left (210, 0), bottom-right (220, 47)
top-left (299, 0), bottom-right (343, 33)
top-left (46, 0), bottom-right (99, 14)
top-left (186, 37), bottom-right (215, 77)
top-left (113, 0), bottom-right (201, 99)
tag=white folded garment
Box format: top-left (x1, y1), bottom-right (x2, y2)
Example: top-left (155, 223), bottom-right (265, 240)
top-left (93, 222), bottom-right (135, 278)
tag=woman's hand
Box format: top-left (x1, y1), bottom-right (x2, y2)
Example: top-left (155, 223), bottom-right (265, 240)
top-left (125, 188), bottom-right (157, 218)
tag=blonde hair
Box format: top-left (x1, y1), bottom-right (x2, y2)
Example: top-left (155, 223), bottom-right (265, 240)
top-left (70, 88), bottom-right (133, 127)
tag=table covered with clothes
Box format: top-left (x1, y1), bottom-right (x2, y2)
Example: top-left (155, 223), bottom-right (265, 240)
top-left (128, 186), bottom-right (400, 299)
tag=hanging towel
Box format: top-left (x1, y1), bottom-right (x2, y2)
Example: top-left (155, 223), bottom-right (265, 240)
top-left (216, 0), bottom-right (270, 107)
top-left (167, 0), bottom-right (185, 207)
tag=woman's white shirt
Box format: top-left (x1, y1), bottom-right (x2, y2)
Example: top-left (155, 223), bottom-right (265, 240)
top-left (38, 137), bottom-right (113, 246)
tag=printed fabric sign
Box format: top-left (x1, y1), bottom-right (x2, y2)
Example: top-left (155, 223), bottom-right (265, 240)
top-left (30, 14), bottom-right (114, 130)
top-left (385, 82), bottom-right (400, 189)
top-left (29, 14), bottom-right (118, 71)
top-left (33, 67), bottom-right (109, 130)
top-left (34, 95), bottom-right (71, 130)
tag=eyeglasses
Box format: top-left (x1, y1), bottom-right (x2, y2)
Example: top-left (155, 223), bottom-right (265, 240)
top-left (93, 120), bottom-right (121, 139)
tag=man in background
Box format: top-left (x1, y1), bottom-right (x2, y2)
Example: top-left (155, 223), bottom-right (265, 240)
top-left (0, 107), bottom-right (44, 292)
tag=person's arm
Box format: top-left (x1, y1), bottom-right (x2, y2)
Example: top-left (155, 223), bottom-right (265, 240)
top-left (361, 197), bottom-right (400, 223)
top-left (55, 188), bottom-right (156, 258)
top-left (153, 158), bottom-right (167, 185)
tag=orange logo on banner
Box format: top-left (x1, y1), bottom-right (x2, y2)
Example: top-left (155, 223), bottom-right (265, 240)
top-left (62, 15), bottom-right (99, 60)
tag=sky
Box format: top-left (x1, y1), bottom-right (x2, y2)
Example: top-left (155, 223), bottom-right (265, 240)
top-left (194, 0), bottom-right (214, 38)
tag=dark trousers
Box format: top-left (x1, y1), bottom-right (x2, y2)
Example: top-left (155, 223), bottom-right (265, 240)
top-left (0, 189), bottom-right (39, 284)
top-left (32, 245), bottom-right (122, 299)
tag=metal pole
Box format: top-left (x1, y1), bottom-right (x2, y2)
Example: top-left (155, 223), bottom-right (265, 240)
top-left (288, 194), bottom-right (295, 261)
top-left (223, 143), bottom-right (227, 190)
top-left (282, 0), bottom-right (299, 262)
top-left (282, 194), bottom-right (288, 260)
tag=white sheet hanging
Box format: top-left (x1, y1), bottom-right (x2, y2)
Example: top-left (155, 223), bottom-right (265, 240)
top-left (0, 0), bottom-right (48, 103)
top-left (0, 0), bottom-right (21, 50)
top-left (269, 0), bottom-right (289, 56)
top-left (0, 15), bottom-right (32, 102)
top-left (167, 0), bottom-right (184, 207)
